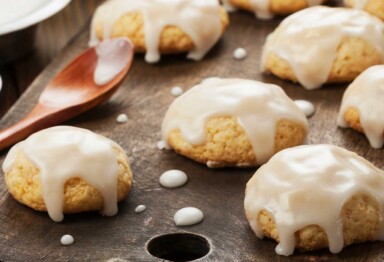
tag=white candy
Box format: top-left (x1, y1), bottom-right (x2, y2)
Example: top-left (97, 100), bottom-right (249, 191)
top-left (60, 234), bottom-right (74, 246)
top-left (174, 207), bottom-right (204, 226)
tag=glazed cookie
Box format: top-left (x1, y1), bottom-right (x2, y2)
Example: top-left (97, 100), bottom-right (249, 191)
top-left (222, 0), bottom-right (326, 19)
top-left (337, 65), bottom-right (384, 149)
top-left (2, 126), bottom-right (133, 222)
top-left (261, 6), bottom-right (384, 89)
top-left (245, 144), bottom-right (384, 256)
top-left (161, 78), bottom-right (308, 168)
top-left (90, 0), bottom-right (229, 63)
top-left (344, 0), bottom-right (384, 20)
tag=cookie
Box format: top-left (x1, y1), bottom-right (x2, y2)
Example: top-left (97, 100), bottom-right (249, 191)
top-left (344, 0), bottom-right (384, 20)
top-left (338, 65), bottom-right (384, 148)
top-left (244, 144), bottom-right (384, 255)
top-left (90, 0), bottom-right (229, 63)
top-left (261, 6), bottom-right (384, 89)
top-left (2, 126), bottom-right (133, 222)
top-left (222, 0), bottom-right (326, 19)
top-left (161, 78), bottom-right (308, 168)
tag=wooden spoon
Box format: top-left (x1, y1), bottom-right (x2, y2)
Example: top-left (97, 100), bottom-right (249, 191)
top-left (0, 37), bottom-right (134, 150)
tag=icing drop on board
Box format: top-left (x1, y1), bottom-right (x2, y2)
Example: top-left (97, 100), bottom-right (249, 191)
top-left (174, 207), bottom-right (204, 226)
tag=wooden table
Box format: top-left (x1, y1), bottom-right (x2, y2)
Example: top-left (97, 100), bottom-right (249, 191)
top-left (0, 1), bottom-right (383, 261)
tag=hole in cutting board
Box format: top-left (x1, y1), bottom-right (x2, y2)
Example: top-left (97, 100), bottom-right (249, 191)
top-left (147, 233), bottom-right (210, 261)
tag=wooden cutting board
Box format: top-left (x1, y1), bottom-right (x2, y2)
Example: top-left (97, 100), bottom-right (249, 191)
top-left (0, 5), bottom-right (383, 262)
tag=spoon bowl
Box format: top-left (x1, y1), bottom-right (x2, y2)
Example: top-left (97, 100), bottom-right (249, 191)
top-left (0, 37), bottom-right (134, 150)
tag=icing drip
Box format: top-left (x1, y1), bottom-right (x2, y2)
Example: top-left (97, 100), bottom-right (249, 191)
top-left (250, 0), bottom-right (273, 19)
top-left (2, 126), bottom-right (121, 222)
top-left (337, 65), bottom-right (384, 148)
top-left (261, 6), bottom-right (384, 89)
top-left (90, 0), bottom-right (223, 63)
top-left (246, 0), bottom-right (324, 19)
top-left (294, 100), bottom-right (315, 117)
top-left (156, 140), bottom-right (170, 150)
top-left (244, 144), bottom-right (384, 256)
top-left (94, 37), bottom-right (133, 86)
top-left (161, 78), bottom-right (308, 165)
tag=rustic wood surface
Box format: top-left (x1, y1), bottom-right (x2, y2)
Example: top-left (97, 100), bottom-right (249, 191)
top-left (0, 1), bottom-right (383, 261)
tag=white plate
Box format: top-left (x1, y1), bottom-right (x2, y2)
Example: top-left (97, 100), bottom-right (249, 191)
top-left (0, 0), bottom-right (71, 35)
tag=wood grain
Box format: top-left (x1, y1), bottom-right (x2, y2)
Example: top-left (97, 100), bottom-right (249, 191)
top-left (0, 3), bottom-right (383, 262)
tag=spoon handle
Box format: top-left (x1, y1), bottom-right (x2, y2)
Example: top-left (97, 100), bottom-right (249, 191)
top-left (0, 104), bottom-right (58, 151)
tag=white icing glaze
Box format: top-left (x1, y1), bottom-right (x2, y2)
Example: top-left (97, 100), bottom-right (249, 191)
top-left (249, 0), bottom-right (273, 19)
top-left (60, 234), bottom-right (74, 246)
top-left (245, 144), bottom-right (384, 256)
top-left (294, 100), bottom-right (315, 117)
top-left (94, 37), bottom-right (133, 86)
top-left (159, 170), bottom-right (188, 188)
top-left (90, 0), bottom-right (223, 63)
top-left (161, 78), bottom-right (308, 165)
top-left (135, 205), bottom-right (146, 214)
top-left (174, 207), bottom-right (204, 226)
top-left (233, 47), bottom-right (247, 60)
top-left (2, 126), bottom-right (122, 222)
top-left (171, 86), bottom-right (184, 97)
top-left (156, 140), bottom-right (170, 150)
top-left (116, 113), bottom-right (128, 123)
top-left (337, 65), bottom-right (384, 148)
top-left (261, 6), bottom-right (384, 89)
top-left (224, 0), bottom-right (324, 19)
